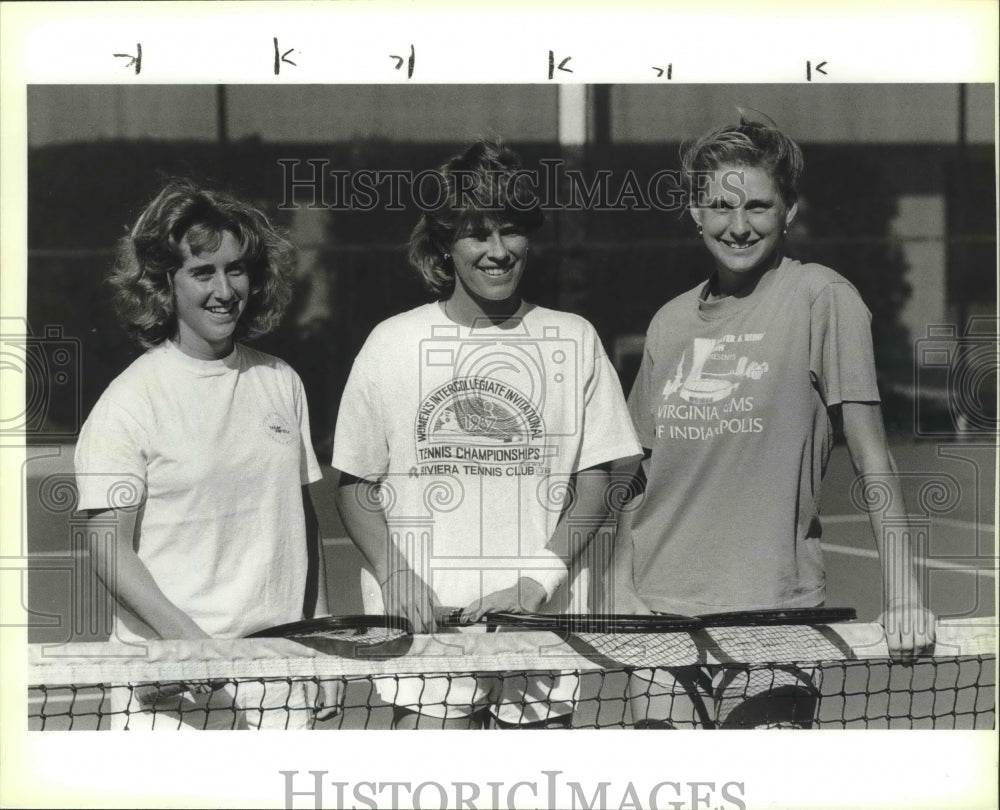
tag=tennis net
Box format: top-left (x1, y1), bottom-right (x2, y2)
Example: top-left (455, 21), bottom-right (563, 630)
top-left (27, 617), bottom-right (995, 730)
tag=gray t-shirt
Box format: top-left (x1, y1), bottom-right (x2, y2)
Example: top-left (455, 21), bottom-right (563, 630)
top-left (626, 258), bottom-right (879, 615)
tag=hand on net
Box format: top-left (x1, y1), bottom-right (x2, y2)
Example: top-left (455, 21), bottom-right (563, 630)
top-left (380, 568), bottom-right (440, 633)
top-left (878, 601), bottom-right (936, 661)
top-left (314, 679), bottom-right (345, 721)
top-left (454, 577), bottom-right (548, 625)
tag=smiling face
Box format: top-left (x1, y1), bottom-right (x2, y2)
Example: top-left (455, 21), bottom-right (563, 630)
top-left (447, 222), bottom-right (529, 316)
top-left (171, 229), bottom-right (252, 359)
top-left (691, 163), bottom-right (797, 293)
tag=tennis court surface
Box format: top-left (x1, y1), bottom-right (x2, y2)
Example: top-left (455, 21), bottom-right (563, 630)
top-left (28, 616), bottom-right (995, 730)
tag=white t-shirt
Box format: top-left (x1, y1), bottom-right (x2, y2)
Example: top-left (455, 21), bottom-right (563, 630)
top-left (75, 341), bottom-right (322, 641)
top-left (333, 302), bottom-right (642, 610)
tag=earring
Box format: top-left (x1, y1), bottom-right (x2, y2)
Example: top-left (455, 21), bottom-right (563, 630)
top-left (697, 227), bottom-right (703, 236)
top-left (443, 252), bottom-right (451, 260)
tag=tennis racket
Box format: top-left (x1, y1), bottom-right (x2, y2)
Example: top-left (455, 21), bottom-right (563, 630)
top-left (134, 614), bottom-right (414, 706)
top-left (439, 611), bottom-right (702, 633)
top-left (696, 607), bottom-right (857, 627)
top-left (433, 610), bottom-right (706, 677)
top-left (692, 608), bottom-right (857, 729)
top-left (439, 608), bottom-right (856, 632)
top-left (248, 613), bottom-right (414, 656)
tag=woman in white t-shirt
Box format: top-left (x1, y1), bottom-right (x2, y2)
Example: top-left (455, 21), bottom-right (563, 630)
top-left (75, 179), bottom-right (338, 728)
top-left (332, 141), bottom-right (641, 728)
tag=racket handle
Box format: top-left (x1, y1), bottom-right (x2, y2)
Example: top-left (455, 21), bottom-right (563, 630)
top-left (437, 607), bottom-right (464, 626)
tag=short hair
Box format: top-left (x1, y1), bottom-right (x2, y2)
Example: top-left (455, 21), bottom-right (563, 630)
top-left (680, 110), bottom-right (804, 207)
top-left (408, 141), bottom-right (544, 296)
top-left (109, 178), bottom-right (296, 348)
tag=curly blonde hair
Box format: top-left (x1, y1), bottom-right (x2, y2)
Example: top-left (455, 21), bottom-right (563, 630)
top-left (109, 178), bottom-right (295, 348)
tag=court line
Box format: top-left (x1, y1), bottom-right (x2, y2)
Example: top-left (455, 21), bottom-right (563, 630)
top-left (26, 537), bottom-right (355, 557)
top-left (821, 541), bottom-right (998, 577)
top-left (821, 514), bottom-right (996, 533)
top-left (34, 527), bottom-right (996, 563)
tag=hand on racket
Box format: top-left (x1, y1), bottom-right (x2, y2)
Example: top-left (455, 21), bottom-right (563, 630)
top-left (453, 576), bottom-right (547, 625)
top-left (380, 568), bottom-right (441, 633)
top-left (878, 601), bottom-right (936, 661)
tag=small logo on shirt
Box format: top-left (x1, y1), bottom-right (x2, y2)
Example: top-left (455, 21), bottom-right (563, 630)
top-left (661, 335), bottom-right (769, 404)
top-left (263, 412), bottom-right (295, 444)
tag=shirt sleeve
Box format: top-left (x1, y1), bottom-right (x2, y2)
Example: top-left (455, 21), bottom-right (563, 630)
top-left (577, 326), bottom-right (643, 471)
top-left (73, 394), bottom-right (149, 512)
top-left (331, 346), bottom-right (390, 481)
top-left (291, 369), bottom-right (323, 485)
top-left (809, 281), bottom-right (881, 406)
top-left (626, 329), bottom-right (657, 450)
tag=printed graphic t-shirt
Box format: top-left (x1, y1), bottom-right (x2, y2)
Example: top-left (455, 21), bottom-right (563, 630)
top-left (333, 301), bottom-right (642, 610)
top-left (74, 341), bottom-right (322, 641)
top-left (626, 258), bottom-right (880, 615)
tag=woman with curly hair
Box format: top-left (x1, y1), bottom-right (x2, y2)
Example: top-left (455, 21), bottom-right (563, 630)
top-left (332, 141), bottom-right (641, 728)
top-left (74, 179), bottom-right (338, 728)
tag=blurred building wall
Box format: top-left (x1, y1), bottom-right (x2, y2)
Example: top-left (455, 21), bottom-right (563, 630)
top-left (27, 84), bottom-right (994, 146)
top-left (612, 84), bottom-right (995, 144)
top-left (28, 85), bottom-right (559, 145)
top-left (27, 83), bottom-right (996, 350)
